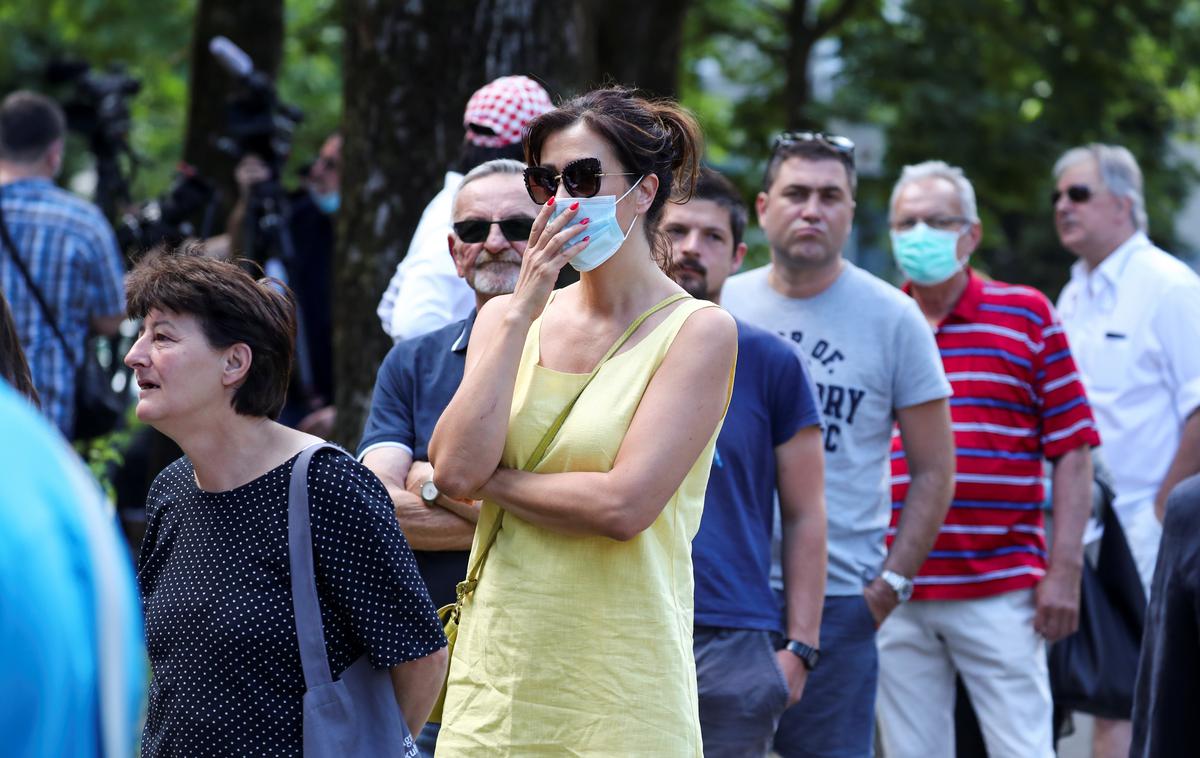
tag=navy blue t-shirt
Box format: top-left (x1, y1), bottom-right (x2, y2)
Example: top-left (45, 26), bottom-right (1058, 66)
top-left (693, 318), bottom-right (822, 632)
top-left (358, 312), bottom-right (474, 609)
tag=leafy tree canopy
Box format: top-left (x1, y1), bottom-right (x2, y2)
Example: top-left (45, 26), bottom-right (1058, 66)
top-left (0, 0), bottom-right (341, 202)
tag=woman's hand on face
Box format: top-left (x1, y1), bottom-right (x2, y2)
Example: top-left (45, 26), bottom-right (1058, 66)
top-left (507, 197), bottom-right (591, 324)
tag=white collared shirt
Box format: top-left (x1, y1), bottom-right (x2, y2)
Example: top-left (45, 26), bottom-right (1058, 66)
top-left (1057, 232), bottom-right (1200, 506)
top-left (376, 171), bottom-right (475, 341)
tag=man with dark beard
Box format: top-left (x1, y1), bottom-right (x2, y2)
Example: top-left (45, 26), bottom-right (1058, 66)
top-left (665, 167), bottom-right (827, 757)
top-left (358, 158), bottom-right (535, 757)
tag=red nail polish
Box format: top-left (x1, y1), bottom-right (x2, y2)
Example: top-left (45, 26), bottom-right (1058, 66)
top-left (582, 235), bottom-right (590, 242)
top-left (570, 201), bottom-right (579, 211)
top-left (581, 217), bottom-right (590, 225)
top-left (547, 196), bottom-right (555, 206)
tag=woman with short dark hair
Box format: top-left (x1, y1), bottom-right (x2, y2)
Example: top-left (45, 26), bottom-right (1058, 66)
top-left (125, 249), bottom-right (447, 756)
top-left (429, 87), bottom-right (737, 754)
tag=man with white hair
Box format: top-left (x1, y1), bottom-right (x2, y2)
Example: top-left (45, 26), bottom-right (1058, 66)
top-left (376, 75), bottom-right (553, 342)
top-left (877, 160), bottom-right (1100, 757)
top-left (1054, 143), bottom-right (1200, 757)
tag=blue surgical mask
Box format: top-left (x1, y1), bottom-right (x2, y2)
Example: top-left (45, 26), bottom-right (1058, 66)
top-left (550, 178), bottom-right (642, 272)
top-left (311, 189), bottom-right (340, 215)
top-left (890, 222), bottom-right (966, 285)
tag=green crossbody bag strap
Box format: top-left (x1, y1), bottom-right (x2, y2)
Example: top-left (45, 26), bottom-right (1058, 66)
top-left (452, 291), bottom-right (690, 605)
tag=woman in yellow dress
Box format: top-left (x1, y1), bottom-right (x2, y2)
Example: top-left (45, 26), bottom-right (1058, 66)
top-left (428, 87), bottom-right (738, 755)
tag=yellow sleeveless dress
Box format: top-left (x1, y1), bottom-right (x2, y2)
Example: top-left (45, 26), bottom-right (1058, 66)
top-left (435, 296), bottom-right (731, 756)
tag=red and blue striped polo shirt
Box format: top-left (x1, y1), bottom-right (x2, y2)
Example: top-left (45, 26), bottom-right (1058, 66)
top-left (889, 270), bottom-right (1100, 601)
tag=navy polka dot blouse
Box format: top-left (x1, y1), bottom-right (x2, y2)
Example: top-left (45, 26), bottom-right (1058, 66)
top-left (137, 448), bottom-right (445, 756)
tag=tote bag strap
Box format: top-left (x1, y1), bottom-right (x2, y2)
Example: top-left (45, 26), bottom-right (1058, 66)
top-left (454, 291), bottom-right (691, 601)
top-left (287, 441), bottom-right (347, 690)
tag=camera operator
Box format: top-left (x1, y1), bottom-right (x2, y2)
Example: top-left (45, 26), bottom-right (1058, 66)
top-left (0, 90), bottom-right (126, 439)
top-left (225, 132), bottom-right (340, 436)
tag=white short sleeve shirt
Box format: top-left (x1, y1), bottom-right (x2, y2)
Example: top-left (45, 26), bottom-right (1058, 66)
top-left (376, 171), bottom-right (475, 342)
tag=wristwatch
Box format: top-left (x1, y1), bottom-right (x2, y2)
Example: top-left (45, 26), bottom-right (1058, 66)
top-left (784, 640), bottom-right (821, 671)
top-left (879, 569), bottom-right (914, 602)
top-left (420, 480), bottom-right (440, 507)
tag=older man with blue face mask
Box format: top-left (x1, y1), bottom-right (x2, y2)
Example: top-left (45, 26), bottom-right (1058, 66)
top-left (877, 160), bottom-right (1100, 758)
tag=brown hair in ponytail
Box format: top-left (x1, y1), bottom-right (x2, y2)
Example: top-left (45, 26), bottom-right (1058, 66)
top-left (524, 86), bottom-right (704, 272)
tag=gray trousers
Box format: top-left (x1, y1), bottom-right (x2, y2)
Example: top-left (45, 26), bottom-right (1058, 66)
top-left (695, 626), bottom-right (791, 758)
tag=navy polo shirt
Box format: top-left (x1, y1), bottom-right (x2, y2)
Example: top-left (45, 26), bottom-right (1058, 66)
top-left (358, 310), bottom-right (475, 608)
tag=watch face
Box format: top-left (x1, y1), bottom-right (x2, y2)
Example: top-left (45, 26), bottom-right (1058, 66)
top-left (420, 481), bottom-right (438, 503)
top-left (786, 641), bottom-right (820, 671)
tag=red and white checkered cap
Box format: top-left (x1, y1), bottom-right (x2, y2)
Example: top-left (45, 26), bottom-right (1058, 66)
top-left (463, 75), bottom-right (554, 148)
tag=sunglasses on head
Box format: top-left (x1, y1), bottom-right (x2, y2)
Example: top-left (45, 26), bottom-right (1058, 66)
top-left (523, 157), bottom-right (638, 205)
top-left (1051, 184), bottom-right (1092, 207)
top-left (772, 131), bottom-right (856, 159)
top-left (452, 216), bottom-right (535, 244)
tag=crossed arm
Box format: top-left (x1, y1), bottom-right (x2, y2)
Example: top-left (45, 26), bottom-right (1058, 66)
top-left (430, 300), bottom-right (738, 541)
top-left (362, 447), bottom-right (474, 551)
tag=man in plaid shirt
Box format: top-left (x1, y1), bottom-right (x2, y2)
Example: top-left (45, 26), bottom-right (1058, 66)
top-left (0, 91), bottom-right (125, 437)
top-left (877, 161), bottom-right (1099, 757)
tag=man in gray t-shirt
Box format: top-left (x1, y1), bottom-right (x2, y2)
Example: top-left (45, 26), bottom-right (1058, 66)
top-left (723, 133), bottom-right (954, 758)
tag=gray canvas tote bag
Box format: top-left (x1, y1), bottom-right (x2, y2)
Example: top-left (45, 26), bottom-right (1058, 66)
top-left (288, 443), bottom-right (417, 757)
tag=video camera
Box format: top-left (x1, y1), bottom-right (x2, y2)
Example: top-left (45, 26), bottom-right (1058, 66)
top-left (47, 60), bottom-right (142, 219)
top-left (208, 37), bottom-right (304, 267)
top-left (209, 37), bottom-right (303, 174)
top-left (117, 164), bottom-right (219, 260)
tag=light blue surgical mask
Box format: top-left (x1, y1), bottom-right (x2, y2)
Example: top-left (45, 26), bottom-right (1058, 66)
top-left (890, 221), bottom-right (967, 285)
top-left (550, 177), bottom-right (643, 272)
top-left (311, 189), bottom-right (340, 215)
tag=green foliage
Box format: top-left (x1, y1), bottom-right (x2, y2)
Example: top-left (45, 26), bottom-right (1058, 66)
top-left (679, 0), bottom-right (880, 272)
top-left (74, 414), bottom-right (139, 503)
top-left (833, 0), bottom-right (1200, 293)
top-left (0, 0), bottom-right (342, 202)
top-left (678, 0), bottom-right (1200, 294)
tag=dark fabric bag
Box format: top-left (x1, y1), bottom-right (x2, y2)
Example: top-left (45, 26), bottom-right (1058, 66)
top-left (1048, 475), bottom-right (1146, 720)
top-left (72, 338), bottom-right (127, 439)
top-left (0, 201), bottom-right (126, 440)
top-left (288, 443), bottom-right (417, 757)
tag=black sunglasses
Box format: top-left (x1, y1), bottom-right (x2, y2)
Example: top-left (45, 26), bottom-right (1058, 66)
top-left (773, 131), bottom-right (856, 159)
top-left (452, 216), bottom-right (535, 244)
top-left (523, 157), bottom-right (637, 205)
top-left (1051, 184), bottom-right (1092, 207)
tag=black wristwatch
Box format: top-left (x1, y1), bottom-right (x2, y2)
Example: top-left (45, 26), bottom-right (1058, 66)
top-left (784, 639), bottom-right (821, 671)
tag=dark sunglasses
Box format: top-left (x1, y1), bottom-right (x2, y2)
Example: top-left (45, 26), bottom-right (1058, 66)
top-left (452, 216), bottom-right (535, 244)
top-left (1051, 184), bottom-right (1092, 207)
top-left (773, 131), bottom-right (856, 159)
top-left (523, 157), bottom-right (637, 205)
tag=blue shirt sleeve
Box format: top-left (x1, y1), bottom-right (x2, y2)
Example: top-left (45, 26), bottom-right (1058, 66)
top-left (357, 341), bottom-right (417, 457)
top-left (768, 337), bottom-right (823, 447)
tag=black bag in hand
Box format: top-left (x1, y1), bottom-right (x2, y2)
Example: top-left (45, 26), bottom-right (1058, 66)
top-left (1048, 475), bottom-right (1146, 720)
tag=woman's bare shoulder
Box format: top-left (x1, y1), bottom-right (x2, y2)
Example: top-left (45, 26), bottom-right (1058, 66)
top-left (674, 302), bottom-right (737, 354)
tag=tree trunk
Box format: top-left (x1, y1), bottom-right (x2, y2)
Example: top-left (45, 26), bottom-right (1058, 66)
top-left (783, 0), bottom-right (867, 129)
top-left (182, 0), bottom-right (284, 219)
top-left (332, 0), bottom-right (587, 448)
top-left (583, 0), bottom-right (690, 97)
top-left (471, 0), bottom-right (588, 99)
